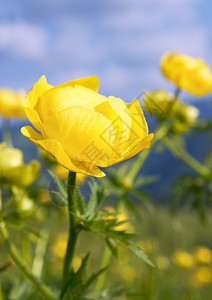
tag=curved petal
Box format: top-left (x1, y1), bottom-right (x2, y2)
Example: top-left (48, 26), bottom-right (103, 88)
top-left (42, 106), bottom-right (121, 164)
top-left (21, 126), bottom-right (105, 177)
top-left (38, 85), bottom-right (107, 121)
top-left (122, 133), bottom-right (154, 161)
top-left (24, 108), bottom-right (43, 133)
top-left (24, 75), bottom-right (53, 131)
top-left (50, 74), bottom-right (99, 92)
top-left (25, 75), bottom-right (53, 109)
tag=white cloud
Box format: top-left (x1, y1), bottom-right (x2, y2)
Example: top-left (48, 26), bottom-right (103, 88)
top-left (0, 23), bottom-right (47, 59)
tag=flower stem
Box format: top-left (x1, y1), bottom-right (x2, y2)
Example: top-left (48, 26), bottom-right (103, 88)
top-left (62, 172), bottom-right (79, 291)
top-left (163, 137), bottom-right (212, 180)
top-left (0, 219), bottom-right (55, 299)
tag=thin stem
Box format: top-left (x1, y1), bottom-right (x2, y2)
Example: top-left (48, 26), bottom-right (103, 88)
top-left (164, 137), bottom-right (211, 180)
top-left (61, 172), bottom-right (79, 292)
top-left (0, 220), bottom-right (55, 299)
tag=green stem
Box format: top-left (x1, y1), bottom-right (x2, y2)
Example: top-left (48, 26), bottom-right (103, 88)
top-left (61, 172), bottom-right (79, 291)
top-left (164, 137), bottom-right (211, 180)
top-left (0, 220), bottom-right (55, 299)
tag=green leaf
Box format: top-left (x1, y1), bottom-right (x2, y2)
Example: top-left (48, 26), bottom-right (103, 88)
top-left (48, 170), bottom-right (67, 198)
top-left (85, 182), bottom-right (104, 219)
top-left (127, 241), bottom-right (154, 267)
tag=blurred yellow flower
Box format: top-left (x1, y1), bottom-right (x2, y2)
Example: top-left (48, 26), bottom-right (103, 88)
top-left (143, 89), bottom-right (180, 118)
top-left (173, 250), bottom-right (195, 269)
top-left (0, 88), bottom-right (26, 118)
top-left (192, 267), bottom-right (212, 287)
top-left (170, 102), bottom-right (199, 134)
top-left (161, 52), bottom-right (212, 96)
top-left (0, 143), bottom-right (40, 186)
top-left (194, 247), bottom-right (212, 265)
top-left (52, 232), bottom-right (82, 271)
top-left (52, 232), bottom-right (68, 259)
top-left (120, 264), bottom-right (136, 282)
top-left (104, 206), bottom-right (130, 231)
top-left (21, 75), bottom-right (153, 177)
top-left (156, 255), bottom-right (170, 270)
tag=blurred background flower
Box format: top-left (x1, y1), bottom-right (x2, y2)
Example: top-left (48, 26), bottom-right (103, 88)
top-left (0, 89), bottom-right (26, 118)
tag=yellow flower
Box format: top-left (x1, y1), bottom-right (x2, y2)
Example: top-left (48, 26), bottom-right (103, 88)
top-left (52, 232), bottom-right (68, 259)
top-left (0, 88), bottom-right (26, 118)
top-left (21, 75), bottom-right (153, 177)
top-left (143, 89), bottom-right (180, 117)
top-left (194, 247), bottom-right (212, 265)
top-left (170, 102), bottom-right (199, 134)
top-left (173, 250), bottom-right (195, 269)
top-left (0, 143), bottom-right (40, 186)
top-left (192, 267), bottom-right (212, 287)
top-left (156, 256), bottom-right (170, 270)
top-left (160, 52), bottom-right (212, 96)
top-left (104, 206), bottom-right (130, 231)
top-left (120, 264), bottom-right (136, 282)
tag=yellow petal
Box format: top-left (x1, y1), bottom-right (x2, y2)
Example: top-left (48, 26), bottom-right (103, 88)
top-left (21, 126), bottom-right (105, 177)
top-left (38, 85), bottom-right (107, 121)
top-left (108, 96), bottom-right (131, 146)
top-left (122, 133), bottom-right (154, 161)
top-left (24, 75), bottom-right (53, 131)
top-left (42, 106), bottom-right (121, 164)
top-left (24, 108), bottom-right (43, 133)
top-left (127, 98), bottom-right (148, 137)
top-left (50, 74), bottom-right (99, 92)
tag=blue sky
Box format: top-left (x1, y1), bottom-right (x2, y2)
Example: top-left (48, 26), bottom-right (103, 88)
top-left (0, 0), bottom-right (212, 102)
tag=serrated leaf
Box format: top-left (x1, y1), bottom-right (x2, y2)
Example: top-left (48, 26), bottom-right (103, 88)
top-left (48, 170), bottom-right (67, 198)
top-left (127, 241), bottom-right (154, 266)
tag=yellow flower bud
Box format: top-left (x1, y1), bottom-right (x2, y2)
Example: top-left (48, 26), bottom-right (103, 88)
top-left (21, 75), bottom-right (153, 177)
top-left (0, 89), bottom-right (26, 118)
top-left (143, 89), bottom-right (180, 117)
top-left (160, 52), bottom-right (212, 96)
top-left (171, 102), bottom-right (199, 134)
top-left (173, 250), bottom-right (195, 269)
top-left (0, 143), bottom-right (40, 186)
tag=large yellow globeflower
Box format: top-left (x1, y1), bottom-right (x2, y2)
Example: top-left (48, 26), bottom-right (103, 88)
top-left (0, 89), bottom-right (26, 118)
top-left (21, 75), bottom-right (153, 177)
top-left (160, 52), bottom-right (212, 96)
